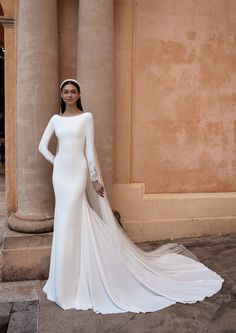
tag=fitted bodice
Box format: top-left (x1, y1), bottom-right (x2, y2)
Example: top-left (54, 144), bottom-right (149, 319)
top-left (38, 112), bottom-right (99, 182)
top-left (54, 114), bottom-right (88, 159)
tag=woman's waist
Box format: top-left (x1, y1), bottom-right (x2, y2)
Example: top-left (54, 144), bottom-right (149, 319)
top-left (55, 151), bottom-right (86, 162)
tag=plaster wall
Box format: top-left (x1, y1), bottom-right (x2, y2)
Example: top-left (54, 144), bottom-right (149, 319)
top-left (132, 0), bottom-right (236, 194)
top-left (0, 0), bottom-right (15, 16)
top-left (114, 0), bottom-right (236, 240)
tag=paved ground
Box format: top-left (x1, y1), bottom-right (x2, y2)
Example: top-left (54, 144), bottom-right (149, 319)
top-left (0, 175), bottom-right (236, 332)
top-left (0, 233), bottom-right (236, 333)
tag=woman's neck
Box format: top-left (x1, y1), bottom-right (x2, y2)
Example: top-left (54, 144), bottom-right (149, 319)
top-left (64, 105), bottom-right (80, 113)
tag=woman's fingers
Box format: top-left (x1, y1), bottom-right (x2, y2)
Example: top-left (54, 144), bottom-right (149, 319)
top-left (94, 182), bottom-right (104, 197)
top-left (98, 185), bottom-right (104, 196)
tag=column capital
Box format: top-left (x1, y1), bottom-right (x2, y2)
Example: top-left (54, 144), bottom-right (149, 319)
top-left (0, 16), bottom-right (15, 28)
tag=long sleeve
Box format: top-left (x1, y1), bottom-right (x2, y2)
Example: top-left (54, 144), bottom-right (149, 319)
top-left (38, 116), bottom-right (56, 164)
top-left (85, 113), bottom-right (99, 182)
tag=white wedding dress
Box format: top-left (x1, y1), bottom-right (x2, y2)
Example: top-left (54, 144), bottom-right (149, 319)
top-left (38, 112), bottom-right (223, 314)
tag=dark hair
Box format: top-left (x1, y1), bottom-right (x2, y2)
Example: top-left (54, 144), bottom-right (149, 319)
top-left (60, 80), bottom-right (83, 114)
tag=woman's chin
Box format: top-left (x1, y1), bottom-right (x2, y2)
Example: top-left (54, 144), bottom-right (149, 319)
top-left (65, 101), bottom-right (76, 105)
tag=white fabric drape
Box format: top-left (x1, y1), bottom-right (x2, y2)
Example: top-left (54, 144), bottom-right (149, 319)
top-left (39, 112), bottom-right (224, 314)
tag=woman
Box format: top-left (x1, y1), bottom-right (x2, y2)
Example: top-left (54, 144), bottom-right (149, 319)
top-left (38, 79), bottom-right (223, 314)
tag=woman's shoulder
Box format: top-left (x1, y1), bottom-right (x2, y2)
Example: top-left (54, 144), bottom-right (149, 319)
top-left (45, 114), bottom-right (57, 125)
top-left (51, 114), bottom-right (58, 120)
top-left (84, 111), bottom-right (93, 117)
top-left (83, 112), bottom-right (94, 121)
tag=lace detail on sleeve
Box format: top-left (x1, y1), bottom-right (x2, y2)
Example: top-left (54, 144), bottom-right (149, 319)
top-left (85, 113), bottom-right (100, 182)
top-left (88, 161), bottom-right (98, 182)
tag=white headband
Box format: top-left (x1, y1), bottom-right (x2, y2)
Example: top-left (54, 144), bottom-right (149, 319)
top-left (60, 79), bottom-right (80, 89)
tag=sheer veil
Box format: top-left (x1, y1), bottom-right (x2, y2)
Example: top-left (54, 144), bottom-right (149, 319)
top-left (85, 143), bottom-right (199, 262)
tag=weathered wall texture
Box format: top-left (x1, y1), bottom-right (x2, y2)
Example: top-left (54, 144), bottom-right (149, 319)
top-left (133, 0), bottom-right (236, 193)
top-left (115, 0), bottom-right (236, 194)
top-left (113, 0), bottom-right (236, 240)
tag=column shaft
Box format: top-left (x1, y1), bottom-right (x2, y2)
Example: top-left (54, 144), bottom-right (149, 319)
top-left (58, 0), bottom-right (78, 82)
top-left (7, 0), bottom-right (59, 233)
top-left (77, 0), bottom-right (114, 199)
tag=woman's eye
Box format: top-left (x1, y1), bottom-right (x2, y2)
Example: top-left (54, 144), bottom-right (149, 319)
top-left (63, 90), bottom-right (77, 94)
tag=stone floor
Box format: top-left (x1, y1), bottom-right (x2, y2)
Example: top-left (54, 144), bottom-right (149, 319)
top-left (0, 233), bottom-right (235, 333)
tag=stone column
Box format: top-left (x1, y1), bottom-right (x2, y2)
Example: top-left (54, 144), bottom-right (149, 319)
top-left (58, 0), bottom-right (78, 82)
top-left (7, 0), bottom-right (59, 233)
top-left (77, 0), bottom-right (114, 199)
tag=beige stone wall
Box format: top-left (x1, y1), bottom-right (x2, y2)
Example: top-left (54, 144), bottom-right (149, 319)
top-left (133, 0), bottom-right (236, 194)
top-left (114, 0), bottom-right (236, 194)
top-left (0, 0), bottom-right (15, 16)
top-left (113, 0), bottom-right (236, 240)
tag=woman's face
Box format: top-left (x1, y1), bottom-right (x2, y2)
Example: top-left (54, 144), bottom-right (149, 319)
top-left (61, 83), bottom-right (80, 106)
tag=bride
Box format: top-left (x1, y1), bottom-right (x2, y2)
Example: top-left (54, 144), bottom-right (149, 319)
top-left (38, 79), bottom-right (223, 314)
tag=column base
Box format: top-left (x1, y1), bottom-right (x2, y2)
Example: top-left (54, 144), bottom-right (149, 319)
top-left (1, 227), bottom-right (52, 281)
top-left (7, 213), bottom-right (54, 233)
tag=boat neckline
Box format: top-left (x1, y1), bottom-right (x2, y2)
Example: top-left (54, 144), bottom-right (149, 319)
top-left (57, 112), bottom-right (87, 118)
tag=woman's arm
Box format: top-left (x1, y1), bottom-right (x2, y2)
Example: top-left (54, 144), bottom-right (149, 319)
top-left (85, 113), bottom-right (104, 197)
top-left (38, 116), bottom-right (56, 164)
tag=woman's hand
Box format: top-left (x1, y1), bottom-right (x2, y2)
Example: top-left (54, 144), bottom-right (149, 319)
top-left (92, 180), bottom-right (104, 197)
